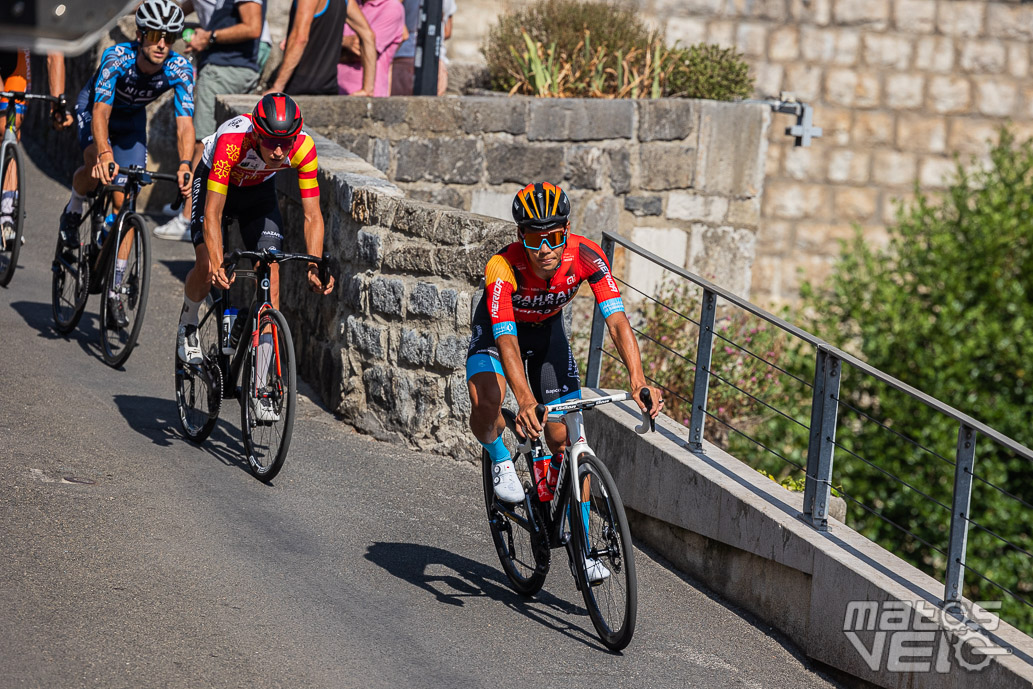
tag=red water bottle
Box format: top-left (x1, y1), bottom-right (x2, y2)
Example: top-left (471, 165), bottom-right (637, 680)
top-left (533, 454), bottom-right (551, 502)
top-left (539, 454), bottom-right (562, 502)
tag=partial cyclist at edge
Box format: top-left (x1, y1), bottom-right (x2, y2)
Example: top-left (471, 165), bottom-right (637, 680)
top-left (1, 49), bottom-right (74, 246)
top-left (58, 0), bottom-right (194, 327)
top-left (175, 91), bottom-right (334, 420)
top-left (466, 181), bottom-right (664, 576)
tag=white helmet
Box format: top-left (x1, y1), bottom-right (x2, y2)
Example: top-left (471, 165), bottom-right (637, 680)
top-left (136, 0), bottom-right (186, 33)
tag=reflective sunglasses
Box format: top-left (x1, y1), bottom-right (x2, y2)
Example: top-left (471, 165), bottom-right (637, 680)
top-left (258, 135), bottom-right (296, 151)
top-left (142, 29), bottom-right (180, 44)
top-left (521, 227), bottom-right (567, 251)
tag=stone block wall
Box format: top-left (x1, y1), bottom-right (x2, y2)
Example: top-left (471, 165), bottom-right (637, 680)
top-left (452, 0), bottom-right (1033, 304)
top-left (293, 95), bottom-right (771, 300)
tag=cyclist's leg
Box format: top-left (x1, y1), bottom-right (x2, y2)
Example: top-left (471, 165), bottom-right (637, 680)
top-left (183, 163), bottom-right (214, 313)
top-left (111, 113), bottom-right (146, 267)
top-left (466, 297), bottom-right (508, 449)
top-left (237, 177), bottom-right (282, 305)
top-left (1, 51), bottom-right (28, 229)
top-left (526, 314), bottom-right (581, 455)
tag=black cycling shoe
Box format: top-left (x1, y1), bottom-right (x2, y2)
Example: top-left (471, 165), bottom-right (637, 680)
top-left (59, 210), bottom-right (82, 248)
top-left (107, 294), bottom-right (129, 329)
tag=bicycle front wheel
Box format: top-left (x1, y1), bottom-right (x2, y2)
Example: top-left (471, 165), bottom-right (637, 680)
top-left (51, 212), bottom-right (90, 334)
top-left (100, 213), bottom-right (151, 367)
top-left (0, 141), bottom-right (25, 287)
top-left (175, 295), bottom-right (222, 443)
top-left (481, 429), bottom-right (549, 596)
top-left (239, 307), bottom-right (296, 481)
top-left (570, 452), bottom-right (638, 651)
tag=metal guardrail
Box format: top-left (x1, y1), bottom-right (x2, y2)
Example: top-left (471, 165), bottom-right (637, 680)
top-left (585, 230), bottom-right (1033, 613)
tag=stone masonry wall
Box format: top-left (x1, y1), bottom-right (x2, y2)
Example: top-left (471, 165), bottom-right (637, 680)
top-left (451, 0), bottom-right (1033, 304)
top-left (293, 95), bottom-right (771, 300)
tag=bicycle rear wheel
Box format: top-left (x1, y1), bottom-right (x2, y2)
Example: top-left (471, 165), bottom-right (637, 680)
top-left (481, 424), bottom-right (549, 596)
top-left (175, 295), bottom-right (222, 443)
top-left (570, 452), bottom-right (638, 651)
top-left (100, 213), bottom-right (150, 367)
top-left (0, 141), bottom-right (25, 287)
top-left (51, 212), bottom-right (90, 334)
top-left (239, 307), bottom-right (296, 481)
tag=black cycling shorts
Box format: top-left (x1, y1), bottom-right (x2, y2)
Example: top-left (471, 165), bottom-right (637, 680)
top-left (190, 161), bottom-right (284, 252)
top-left (466, 294), bottom-right (581, 406)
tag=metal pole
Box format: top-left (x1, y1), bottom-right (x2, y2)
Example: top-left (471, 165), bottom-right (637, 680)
top-left (412, 0), bottom-right (442, 96)
top-left (584, 234), bottom-right (614, 388)
top-left (687, 289), bottom-right (716, 451)
top-left (802, 348), bottom-right (841, 531)
top-left (944, 424), bottom-right (977, 604)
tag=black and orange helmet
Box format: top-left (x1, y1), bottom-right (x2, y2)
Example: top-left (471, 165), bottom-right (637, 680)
top-left (251, 92), bottom-right (303, 138)
top-left (511, 182), bottom-right (571, 231)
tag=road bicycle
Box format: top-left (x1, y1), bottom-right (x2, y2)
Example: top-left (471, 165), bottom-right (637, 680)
top-left (51, 163), bottom-right (182, 367)
top-left (0, 90), bottom-right (66, 286)
top-left (482, 389), bottom-right (654, 651)
top-left (174, 247), bottom-right (331, 482)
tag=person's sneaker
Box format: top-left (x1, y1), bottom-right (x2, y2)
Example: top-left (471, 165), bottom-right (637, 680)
top-left (106, 294), bottom-right (129, 329)
top-left (254, 396), bottom-right (281, 423)
top-left (177, 323), bottom-right (202, 364)
top-left (152, 214), bottom-right (191, 241)
top-left (585, 557), bottom-right (611, 583)
top-left (59, 210), bottom-right (81, 247)
top-left (491, 459), bottom-right (525, 504)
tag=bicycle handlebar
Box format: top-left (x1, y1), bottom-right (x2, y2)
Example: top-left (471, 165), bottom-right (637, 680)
top-left (223, 248), bottom-right (333, 287)
top-left (535, 389), bottom-right (656, 434)
top-left (100, 163), bottom-right (189, 210)
top-left (0, 91), bottom-right (65, 105)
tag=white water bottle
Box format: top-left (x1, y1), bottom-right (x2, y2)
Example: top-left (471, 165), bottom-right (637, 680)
top-left (221, 308), bottom-right (238, 354)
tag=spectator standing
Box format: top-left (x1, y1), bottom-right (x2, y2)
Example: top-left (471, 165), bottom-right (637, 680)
top-left (337, 0), bottom-right (404, 97)
top-left (389, 0), bottom-right (453, 96)
top-left (269, 0), bottom-right (376, 96)
top-left (155, 0), bottom-right (265, 240)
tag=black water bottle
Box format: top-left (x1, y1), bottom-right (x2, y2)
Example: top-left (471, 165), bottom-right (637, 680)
top-left (228, 311), bottom-right (247, 350)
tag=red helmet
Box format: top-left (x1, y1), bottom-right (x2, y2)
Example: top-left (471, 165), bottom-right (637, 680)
top-left (251, 92), bottom-right (303, 138)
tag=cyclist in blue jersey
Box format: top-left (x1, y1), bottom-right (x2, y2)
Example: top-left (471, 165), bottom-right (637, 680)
top-left (58, 0), bottom-right (195, 326)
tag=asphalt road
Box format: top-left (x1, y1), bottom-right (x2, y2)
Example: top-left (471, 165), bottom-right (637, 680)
top-left (0, 148), bottom-right (845, 688)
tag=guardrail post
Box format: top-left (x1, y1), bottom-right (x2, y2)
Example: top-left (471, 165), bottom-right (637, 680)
top-left (802, 348), bottom-right (841, 531)
top-left (944, 424), bottom-right (976, 605)
top-left (584, 234), bottom-right (615, 388)
top-left (687, 289), bottom-right (717, 451)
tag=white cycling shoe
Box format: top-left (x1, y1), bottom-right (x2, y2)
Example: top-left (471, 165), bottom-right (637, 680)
top-left (177, 324), bottom-right (202, 365)
top-left (492, 459), bottom-right (525, 504)
top-left (254, 397), bottom-right (281, 423)
top-left (585, 556), bottom-right (611, 583)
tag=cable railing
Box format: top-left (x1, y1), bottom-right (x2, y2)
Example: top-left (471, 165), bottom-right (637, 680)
top-left (584, 230), bottom-right (1033, 627)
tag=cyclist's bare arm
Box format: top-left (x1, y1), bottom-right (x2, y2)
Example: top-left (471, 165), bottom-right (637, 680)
top-left (496, 333), bottom-right (544, 438)
top-left (174, 115), bottom-right (195, 193)
top-left (46, 53), bottom-right (73, 129)
top-left (90, 102), bottom-right (116, 183)
top-left (203, 191), bottom-right (231, 288)
top-left (300, 193), bottom-right (334, 294)
top-left (605, 311), bottom-right (664, 418)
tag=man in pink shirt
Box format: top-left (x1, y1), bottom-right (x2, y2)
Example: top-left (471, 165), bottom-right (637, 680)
top-left (338, 0), bottom-right (406, 96)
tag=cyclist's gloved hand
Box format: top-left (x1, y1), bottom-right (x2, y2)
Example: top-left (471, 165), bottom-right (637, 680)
top-left (306, 265), bottom-right (334, 295)
top-left (177, 168), bottom-right (192, 196)
top-left (515, 399), bottom-right (543, 440)
top-left (634, 384), bottom-right (664, 419)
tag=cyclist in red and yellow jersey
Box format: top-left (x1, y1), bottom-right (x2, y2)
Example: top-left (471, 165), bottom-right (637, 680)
top-left (176, 92), bottom-right (334, 365)
top-left (467, 181), bottom-right (663, 510)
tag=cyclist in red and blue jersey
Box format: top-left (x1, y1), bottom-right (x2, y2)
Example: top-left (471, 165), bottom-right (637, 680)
top-left (59, 0), bottom-right (196, 327)
top-left (467, 182), bottom-right (663, 516)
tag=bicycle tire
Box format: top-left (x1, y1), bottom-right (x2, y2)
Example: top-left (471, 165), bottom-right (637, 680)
top-left (569, 452), bottom-right (638, 651)
top-left (51, 215), bottom-right (90, 334)
top-left (239, 307), bottom-right (296, 481)
top-left (100, 213), bottom-right (150, 367)
top-left (481, 431), bottom-right (549, 596)
top-left (175, 295), bottom-right (222, 443)
top-left (0, 141), bottom-right (25, 287)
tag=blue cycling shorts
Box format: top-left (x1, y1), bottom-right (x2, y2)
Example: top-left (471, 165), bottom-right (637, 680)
top-left (75, 89), bottom-right (147, 178)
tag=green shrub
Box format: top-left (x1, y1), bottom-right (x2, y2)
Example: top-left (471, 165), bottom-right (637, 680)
top-left (482, 0), bottom-right (753, 100)
top-left (665, 43), bottom-right (754, 101)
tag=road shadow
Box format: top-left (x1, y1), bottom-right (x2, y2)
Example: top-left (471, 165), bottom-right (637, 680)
top-left (365, 541), bottom-right (609, 651)
top-left (8, 299), bottom-right (107, 359)
top-left (112, 393), bottom-right (257, 478)
top-left (158, 258), bottom-right (195, 283)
